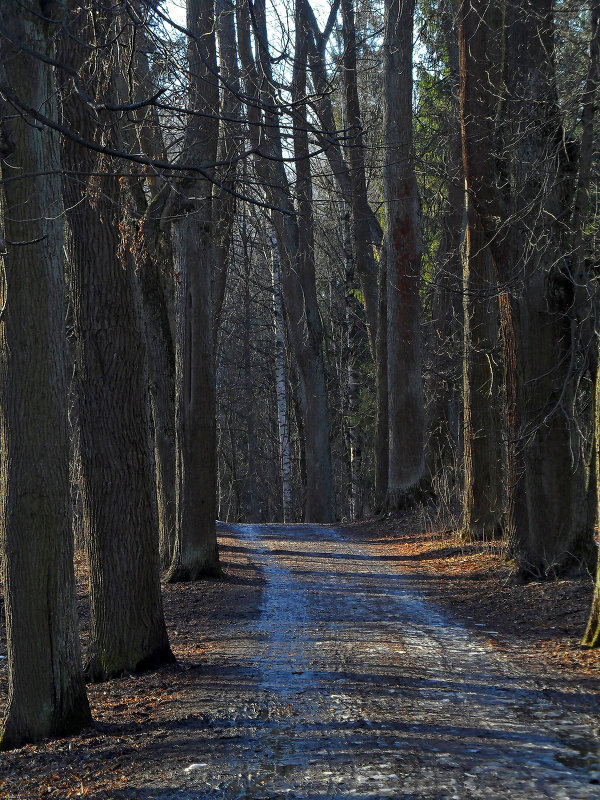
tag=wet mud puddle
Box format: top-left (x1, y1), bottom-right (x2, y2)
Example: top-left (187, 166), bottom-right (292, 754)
top-left (162, 524), bottom-right (600, 799)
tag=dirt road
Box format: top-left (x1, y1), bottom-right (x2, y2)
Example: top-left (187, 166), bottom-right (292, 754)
top-left (138, 522), bottom-right (599, 799)
top-left (2, 522), bottom-right (599, 799)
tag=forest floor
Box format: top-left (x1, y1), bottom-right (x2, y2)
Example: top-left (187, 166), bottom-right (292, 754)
top-left (0, 514), bottom-right (599, 799)
top-left (348, 510), bottom-right (600, 687)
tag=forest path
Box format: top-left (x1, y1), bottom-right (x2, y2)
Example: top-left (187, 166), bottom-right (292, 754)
top-left (149, 522), bottom-right (600, 799)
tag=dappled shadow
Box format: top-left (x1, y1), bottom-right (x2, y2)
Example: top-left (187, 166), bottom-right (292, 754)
top-left (2, 521), bottom-right (598, 800)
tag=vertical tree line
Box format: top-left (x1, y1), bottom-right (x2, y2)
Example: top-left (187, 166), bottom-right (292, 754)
top-left (0, 0), bottom-right (599, 748)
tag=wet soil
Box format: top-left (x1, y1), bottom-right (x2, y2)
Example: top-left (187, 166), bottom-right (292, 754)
top-left (0, 521), bottom-right (599, 799)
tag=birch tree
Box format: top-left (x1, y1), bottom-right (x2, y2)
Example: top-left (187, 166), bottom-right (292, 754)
top-left (272, 233), bottom-right (294, 522)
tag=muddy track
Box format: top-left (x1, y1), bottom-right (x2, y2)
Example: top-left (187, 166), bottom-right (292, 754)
top-left (3, 522), bottom-right (597, 799)
top-left (132, 523), bottom-right (600, 799)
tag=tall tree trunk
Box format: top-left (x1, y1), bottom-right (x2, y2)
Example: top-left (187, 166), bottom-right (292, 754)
top-left (459, 0), bottom-right (597, 569)
top-left (383, 0), bottom-right (426, 508)
top-left (583, 356), bottom-right (600, 646)
top-left (292, 6), bottom-right (335, 522)
top-left (213, 0), bottom-right (241, 342)
top-left (501, 0), bottom-right (596, 576)
top-left (0, 3), bottom-right (91, 748)
top-left (242, 221), bottom-right (259, 521)
top-left (302, 0), bottom-right (388, 511)
top-left (167, 0), bottom-right (221, 580)
top-left (580, 0), bottom-right (600, 646)
top-left (58, 7), bottom-right (173, 680)
top-left (461, 200), bottom-right (504, 540)
top-left (129, 31), bottom-right (178, 573)
top-left (271, 232), bottom-right (294, 522)
top-left (237, 0), bottom-right (335, 522)
top-left (425, 0), bottom-right (465, 487)
top-left (458, 0), bottom-right (510, 542)
top-left (374, 247), bottom-right (389, 512)
top-left (339, 0), bottom-right (379, 357)
top-left (137, 219), bottom-right (177, 571)
top-left (342, 205), bottom-right (364, 519)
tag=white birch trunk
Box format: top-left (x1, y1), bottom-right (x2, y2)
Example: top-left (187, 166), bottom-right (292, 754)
top-left (271, 232), bottom-right (293, 523)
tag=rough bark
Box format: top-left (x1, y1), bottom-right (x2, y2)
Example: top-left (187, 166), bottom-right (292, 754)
top-left (584, 347), bottom-right (600, 646)
top-left (130, 35), bottom-right (178, 573)
top-left (582, 1), bottom-right (600, 646)
top-left (167, 0), bottom-right (221, 581)
top-left (342, 205), bottom-right (364, 519)
top-left (292, 9), bottom-right (336, 522)
top-left (0, 2), bottom-right (90, 749)
top-left (383, 0), bottom-right (427, 508)
top-left (58, 7), bottom-right (173, 679)
top-left (137, 223), bottom-right (177, 572)
top-left (461, 200), bottom-right (504, 540)
top-left (213, 0), bottom-right (241, 344)
top-left (242, 221), bottom-right (259, 521)
top-left (501, 0), bottom-right (596, 576)
top-left (459, 0), bottom-right (597, 570)
top-left (458, 0), bottom-right (510, 542)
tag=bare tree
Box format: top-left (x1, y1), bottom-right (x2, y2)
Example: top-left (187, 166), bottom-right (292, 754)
top-left (236, 0), bottom-right (335, 522)
top-left (0, 1), bottom-right (90, 747)
top-left (167, 0), bottom-right (222, 580)
top-left (458, 0), bottom-right (504, 540)
top-left (383, 0), bottom-right (426, 508)
top-left (58, 4), bottom-right (173, 679)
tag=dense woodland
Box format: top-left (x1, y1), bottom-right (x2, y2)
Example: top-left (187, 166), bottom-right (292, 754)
top-left (0, 0), bottom-right (599, 751)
